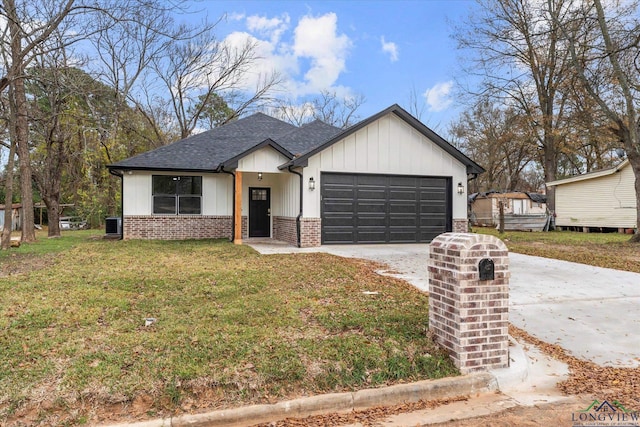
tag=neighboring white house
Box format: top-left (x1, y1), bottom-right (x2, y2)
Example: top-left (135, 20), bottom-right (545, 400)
top-left (546, 159), bottom-right (637, 230)
top-left (107, 104), bottom-right (484, 247)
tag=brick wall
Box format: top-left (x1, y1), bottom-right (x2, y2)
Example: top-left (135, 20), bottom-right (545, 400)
top-left (300, 217), bottom-right (321, 248)
top-left (241, 216), bottom-right (248, 239)
top-left (428, 233), bottom-right (509, 374)
top-left (273, 216), bottom-right (298, 246)
top-left (452, 218), bottom-right (469, 233)
top-left (124, 215), bottom-right (232, 240)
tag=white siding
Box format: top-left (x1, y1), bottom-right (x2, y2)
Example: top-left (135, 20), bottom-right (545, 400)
top-left (122, 171), bottom-right (232, 216)
top-left (303, 113), bottom-right (468, 218)
top-left (555, 164), bottom-right (636, 228)
top-left (237, 147), bottom-right (290, 173)
top-left (123, 173), bottom-right (151, 215)
top-left (203, 174), bottom-right (233, 215)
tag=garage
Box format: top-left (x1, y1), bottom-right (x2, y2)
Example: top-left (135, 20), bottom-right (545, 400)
top-left (321, 172), bottom-right (452, 244)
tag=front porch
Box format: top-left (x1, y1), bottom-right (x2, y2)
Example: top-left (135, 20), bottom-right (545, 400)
top-left (232, 170), bottom-right (321, 248)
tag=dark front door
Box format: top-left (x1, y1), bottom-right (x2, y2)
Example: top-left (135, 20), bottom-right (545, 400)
top-left (249, 187), bottom-right (271, 237)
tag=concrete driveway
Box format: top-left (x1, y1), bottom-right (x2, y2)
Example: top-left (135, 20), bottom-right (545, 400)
top-left (247, 240), bottom-right (640, 368)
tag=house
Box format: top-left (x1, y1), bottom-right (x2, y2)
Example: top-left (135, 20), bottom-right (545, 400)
top-left (107, 104), bottom-right (484, 246)
top-left (0, 203), bottom-right (22, 232)
top-left (469, 192), bottom-right (547, 226)
top-left (546, 159), bottom-right (636, 231)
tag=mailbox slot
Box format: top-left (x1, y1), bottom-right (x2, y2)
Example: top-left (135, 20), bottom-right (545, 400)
top-left (479, 258), bottom-right (495, 281)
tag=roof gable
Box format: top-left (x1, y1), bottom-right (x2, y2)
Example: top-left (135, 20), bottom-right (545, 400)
top-left (546, 159), bottom-right (629, 186)
top-left (284, 104), bottom-right (485, 175)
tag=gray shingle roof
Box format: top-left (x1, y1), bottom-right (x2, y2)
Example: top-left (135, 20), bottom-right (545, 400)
top-left (108, 113), bottom-right (298, 171)
top-left (275, 119), bottom-right (342, 156)
top-left (108, 106), bottom-right (482, 175)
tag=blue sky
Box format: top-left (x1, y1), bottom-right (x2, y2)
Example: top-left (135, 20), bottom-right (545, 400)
top-left (183, 0), bottom-right (479, 135)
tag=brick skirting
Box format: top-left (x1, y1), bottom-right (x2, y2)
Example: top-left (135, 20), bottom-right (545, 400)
top-left (123, 215), bottom-right (232, 240)
top-left (300, 217), bottom-right (321, 248)
top-left (273, 216), bottom-right (298, 246)
top-left (452, 218), bottom-right (469, 233)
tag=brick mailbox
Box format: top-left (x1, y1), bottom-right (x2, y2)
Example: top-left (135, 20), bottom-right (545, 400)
top-left (428, 233), bottom-right (510, 374)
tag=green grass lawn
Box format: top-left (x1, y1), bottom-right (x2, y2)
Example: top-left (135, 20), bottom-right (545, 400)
top-left (0, 233), bottom-right (455, 425)
top-left (474, 227), bottom-right (640, 273)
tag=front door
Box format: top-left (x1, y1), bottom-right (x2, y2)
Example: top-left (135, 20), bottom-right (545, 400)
top-left (249, 187), bottom-right (271, 237)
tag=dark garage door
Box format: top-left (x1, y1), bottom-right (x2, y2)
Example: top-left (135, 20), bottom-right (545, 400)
top-left (321, 173), bottom-right (452, 244)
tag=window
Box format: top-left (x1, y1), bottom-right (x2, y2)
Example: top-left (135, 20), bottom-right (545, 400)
top-left (251, 189), bottom-right (268, 201)
top-left (152, 175), bottom-right (202, 215)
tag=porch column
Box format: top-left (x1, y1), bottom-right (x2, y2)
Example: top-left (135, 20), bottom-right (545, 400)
top-left (234, 171), bottom-right (243, 244)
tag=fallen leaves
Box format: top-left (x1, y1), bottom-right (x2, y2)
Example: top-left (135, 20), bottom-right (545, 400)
top-left (509, 325), bottom-right (640, 411)
top-left (252, 395), bottom-right (469, 427)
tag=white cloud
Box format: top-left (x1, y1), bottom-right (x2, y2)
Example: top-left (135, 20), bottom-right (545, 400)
top-left (217, 12), bottom-right (352, 98)
top-left (246, 13), bottom-right (290, 44)
top-left (292, 13), bottom-right (352, 93)
top-left (423, 81), bottom-right (454, 112)
top-left (228, 12), bottom-right (245, 21)
top-left (380, 36), bottom-right (398, 62)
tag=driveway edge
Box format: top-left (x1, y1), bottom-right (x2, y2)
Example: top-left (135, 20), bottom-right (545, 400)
top-left (103, 373), bottom-right (497, 427)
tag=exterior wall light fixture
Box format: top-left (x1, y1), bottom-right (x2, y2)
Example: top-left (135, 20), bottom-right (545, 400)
top-left (457, 182), bottom-right (465, 195)
top-left (309, 177), bottom-right (316, 190)
top-left (258, 172), bottom-right (263, 181)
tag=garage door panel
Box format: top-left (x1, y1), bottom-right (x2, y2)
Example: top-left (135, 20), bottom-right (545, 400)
top-left (420, 177), bottom-right (447, 187)
top-left (356, 230), bottom-right (387, 243)
top-left (390, 216), bottom-right (417, 227)
top-left (357, 201), bottom-right (386, 213)
top-left (323, 201), bottom-right (354, 213)
top-left (322, 172), bottom-right (451, 244)
top-left (390, 176), bottom-right (417, 186)
top-left (389, 189), bottom-right (418, 201)
top-left (357, 189), bottom-right (387, 199)
top-left (389, 203), bottom-right (418, 214)
top-left (358, 215), bottom-right (387, 227)
top-left (323, 215), bottom-right (355, 228)
top-left (357, 175), bottom-right (388, 186)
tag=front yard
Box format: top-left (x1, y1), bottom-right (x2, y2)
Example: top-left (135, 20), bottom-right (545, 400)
top-left (475, 227), bottom-right (640, 272)
top-left (0, 232), bottom-right (456, 425)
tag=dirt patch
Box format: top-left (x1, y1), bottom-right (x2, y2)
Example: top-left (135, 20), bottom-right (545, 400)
top-left (0, 253), bottom-right (57, 277)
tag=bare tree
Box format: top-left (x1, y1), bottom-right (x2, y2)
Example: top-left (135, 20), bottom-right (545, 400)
top-left (273, 90), bottom-right (365, 129)
top-left (149, 32), bottom-right (282, 139)
top-left (406, 84), bottom-right (427, 122)
top-left (450, 99), bottom-right (536, 192)
top-left (554, 0), bottom-right (640, 241)
top-left (455, 0), bottom-right (582, 214)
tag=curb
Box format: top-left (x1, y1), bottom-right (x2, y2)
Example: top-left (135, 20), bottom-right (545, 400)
top-left (101, 372), bottom-right (497, 427)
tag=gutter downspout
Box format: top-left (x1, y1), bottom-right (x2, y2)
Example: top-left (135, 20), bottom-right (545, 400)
top-left (287, 165), bottom-right (303, 248)
top-left (108, 168), bottom-right (124, 240)
top-left (220, 166), bottom-right (236, 242)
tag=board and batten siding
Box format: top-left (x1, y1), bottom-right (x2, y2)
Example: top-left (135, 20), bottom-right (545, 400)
top-left (122, 171), bottom-right (232, 216)
top-left (554, 163), bottom-right (636, 228)
top-left (237, 146), bottom-right (290, 173)
top-left (236, 147), bottom-right (300, 218)
top-left (303, 113), bottom-right (468, 218)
